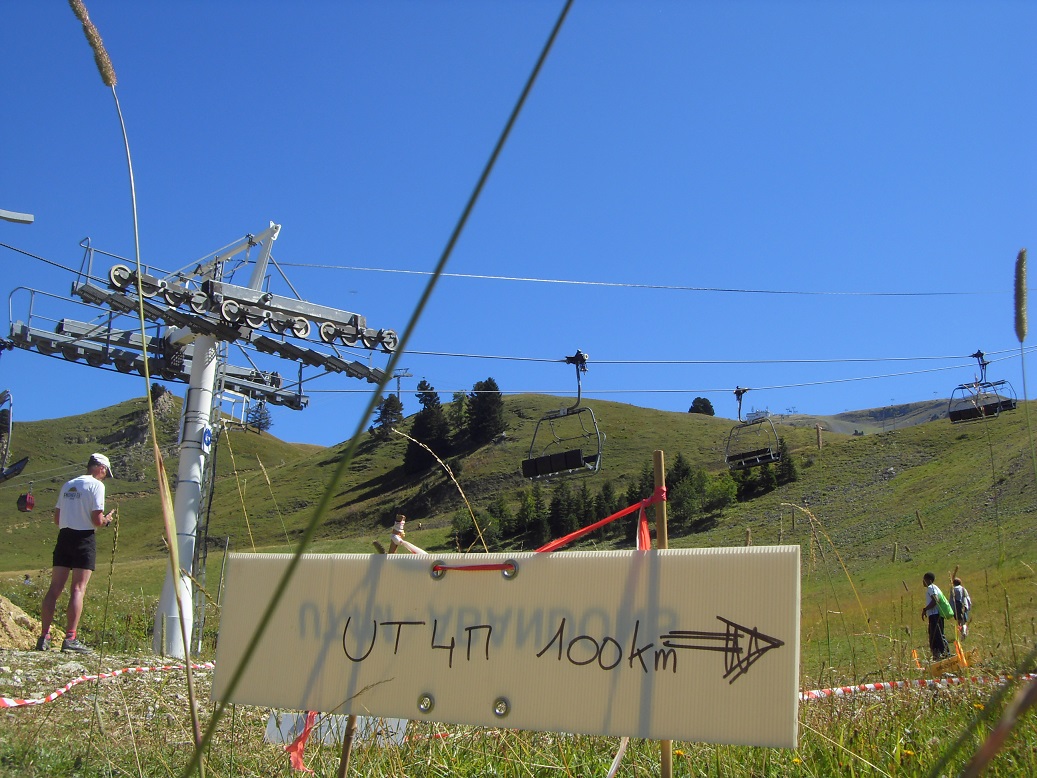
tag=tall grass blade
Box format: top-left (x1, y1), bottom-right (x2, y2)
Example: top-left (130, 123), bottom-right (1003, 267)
top-left (183, 3), bottom-right (574, 773)
top-left (67, 0), bottom-right (205, 771)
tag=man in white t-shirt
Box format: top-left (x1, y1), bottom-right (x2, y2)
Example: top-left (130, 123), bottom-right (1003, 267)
top-left (35, 453), bottom-right (116, 653)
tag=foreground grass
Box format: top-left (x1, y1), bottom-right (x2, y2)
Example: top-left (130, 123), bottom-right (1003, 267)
top-left (1, 653), bottom-right (1034, 777)
top-left (2, 564), bottom-right (1037, 777)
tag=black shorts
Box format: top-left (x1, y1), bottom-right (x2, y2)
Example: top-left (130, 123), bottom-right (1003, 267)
top-left (52, 528), bottom-right (97, 571)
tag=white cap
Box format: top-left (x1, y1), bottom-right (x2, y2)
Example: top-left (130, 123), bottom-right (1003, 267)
top-left (90, 453), bottom-right (115, 477)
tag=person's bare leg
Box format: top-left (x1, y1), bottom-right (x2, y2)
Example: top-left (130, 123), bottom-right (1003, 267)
top-left (41, 566), bottom-right (71, 637)
top-left (65, 568), bottom-right (93, 636)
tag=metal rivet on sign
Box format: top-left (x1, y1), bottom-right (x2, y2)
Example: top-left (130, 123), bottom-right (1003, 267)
top-left (430, 562), bottom-right (446, 580)
top-left (502, 560), bottom-right (518, 579)
top-left (492, 697), bottom-right (510, 718)
top-left (417, 694), bottom-right (434, 714)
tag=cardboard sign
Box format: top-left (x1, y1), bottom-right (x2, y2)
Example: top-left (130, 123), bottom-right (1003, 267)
top-left (213, 547), bottom-right (800, 747)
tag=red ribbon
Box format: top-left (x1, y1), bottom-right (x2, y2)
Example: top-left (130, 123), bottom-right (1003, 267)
top-left (432, 562), bottom-right (515, 573)
top-left (535, 485), bottom-right (666, 553)
top-left (285, 710), bottom-right (317, 773)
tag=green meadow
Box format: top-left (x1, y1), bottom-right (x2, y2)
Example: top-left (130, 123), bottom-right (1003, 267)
top-left (1, 392), bottom-right (1035, 775)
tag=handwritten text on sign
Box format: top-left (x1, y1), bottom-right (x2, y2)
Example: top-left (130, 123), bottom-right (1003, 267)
top-left (212, 547), bottom-right (800, 747)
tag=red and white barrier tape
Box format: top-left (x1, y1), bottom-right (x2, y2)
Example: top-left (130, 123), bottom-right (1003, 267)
top-left (800, 672), bottom-right (1037, 701)
top-left (0, 660), bottom-right (215, 709)
top-left (6, 657), bottom-right (1033, 711)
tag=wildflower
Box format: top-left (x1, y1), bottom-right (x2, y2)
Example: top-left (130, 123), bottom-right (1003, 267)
top-left (792, 757), bottom-right (802, 764)
top-left (974, 703), bottom-right (985, 710)
top-left (673, 750), bottom-right (685, 757)
top-left (902, 750), bottom-right (915, 757)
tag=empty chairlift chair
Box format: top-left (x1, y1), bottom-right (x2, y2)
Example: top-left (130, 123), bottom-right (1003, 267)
top-left (947, 350), bottom-right (1018, 423)
top-left (522, 350), bottom-right (604, 480)
top-left (724, 387), bottom-right (781, 471)
top-left (0, 389), bottom-right (28, 484)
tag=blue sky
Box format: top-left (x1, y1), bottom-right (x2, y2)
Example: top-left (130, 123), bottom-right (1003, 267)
top-left (2, 1), bottom-right (1036, 448)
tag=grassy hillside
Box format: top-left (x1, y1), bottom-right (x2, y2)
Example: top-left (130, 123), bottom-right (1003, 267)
top-left (3, 390), bottom-right (1036, 651)
top-left (2, 392), bottom-right (1034, 577)
top-left (2, 391), bottom-right (1037, 773)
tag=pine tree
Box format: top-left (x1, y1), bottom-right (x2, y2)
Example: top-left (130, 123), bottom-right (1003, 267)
top-left (688, 397), bottom-right (715, 415)
top-left (549, 480), bottom-right (576, 538)
top-left (369, 394), bottom-right (404, 440)
top-left (416, 379), bottom-right (442, 413)
top-left (758, 462), bottom-right (778, 493)
top-left (776, 438), bottom-right (798, 484)
top-left (594, 478), bottom-right (619, 539)
top-left (246, 400), bottom-right (273, 433)
top-left (595, 478), bottom-right (618, 519)
top-left (452, 506), bottom-right (475, 550)
top-left (515, 490), bottom-right (536, 536)
top-left (531, 482), bottom-right (550, 546)
top-left (667, 452), bottom-right (693, 489)
top-left (467, 377), bottom-right (505, 444)
top-left (487, 493), bottom-right (514, 537)
top-left (577, 481), bottom-right (594, 526)
top-left (448, 391), bottom-right (468, 438)
top-left (404, 380), bottom-right (451, 473)
top-left (669, 477), bottom-right (702, 526)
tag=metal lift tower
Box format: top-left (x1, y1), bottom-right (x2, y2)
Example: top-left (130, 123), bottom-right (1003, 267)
top-left (7, 222), bottom-right (398, 658)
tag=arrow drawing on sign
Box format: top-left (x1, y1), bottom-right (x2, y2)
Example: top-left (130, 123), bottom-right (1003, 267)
top-left (660, 616), bottom-right (785, 684)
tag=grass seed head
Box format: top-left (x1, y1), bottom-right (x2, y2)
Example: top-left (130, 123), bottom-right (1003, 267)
top-left (68, 0), bottom-right (118, 87)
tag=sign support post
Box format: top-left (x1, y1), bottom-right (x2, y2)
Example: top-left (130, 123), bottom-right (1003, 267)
top-left (653, 450), bottom-right (672, 778)
top-left (337, 525), bottom-right (402, 777)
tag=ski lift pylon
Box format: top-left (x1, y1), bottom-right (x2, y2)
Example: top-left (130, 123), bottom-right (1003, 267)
top-left (725, 387), bottom-right (781, 471)
top-left (521, 350), bottom-right (604, 480)
top-left (947, 350), bottom-right (1018, 423)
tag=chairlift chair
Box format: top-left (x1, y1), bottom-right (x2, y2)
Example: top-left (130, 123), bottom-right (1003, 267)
top-left (0, 390), bottom-right (28, 485)
top-left (725, 387), bottom-right (781, 471)
top-left (947, 351), bottom-right (1018, 423)
top-left (521, 350), bottom-right (604, 480)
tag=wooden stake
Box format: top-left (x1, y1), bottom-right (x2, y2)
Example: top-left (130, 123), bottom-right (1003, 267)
top-left (652, 450), bottom-right (672, 778)
top-left (338, 533), bottom-right (401, 777)
top-left (388, 514), bottom-right (406, 554)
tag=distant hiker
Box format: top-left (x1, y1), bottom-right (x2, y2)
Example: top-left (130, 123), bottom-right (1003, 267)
top-left (921, 571), bottom-right (951, 660)
top-left (951, 577), bottom-right (972, 638)
top-left (35, 453), bottom-right (116, 654)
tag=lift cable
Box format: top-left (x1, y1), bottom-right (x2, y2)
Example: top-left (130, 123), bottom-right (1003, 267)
top-left (1, 240), bottom-right (1021, 302)
top-left (304, 354), bottom-right (1023, 397)
top-left (280, 262), bottom-right (1002, 298)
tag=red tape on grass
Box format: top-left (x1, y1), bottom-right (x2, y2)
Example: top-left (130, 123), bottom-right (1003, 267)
top-left (6, 659), bottom-right (1033, 710)
top-left (800, 673), bottom-right (1037, 701)
top-left (0, 661), bottom-right (215, 709)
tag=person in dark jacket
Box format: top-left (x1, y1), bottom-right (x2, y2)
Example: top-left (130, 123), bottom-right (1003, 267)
top-left (921, 571), bottom-right (950, 660)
